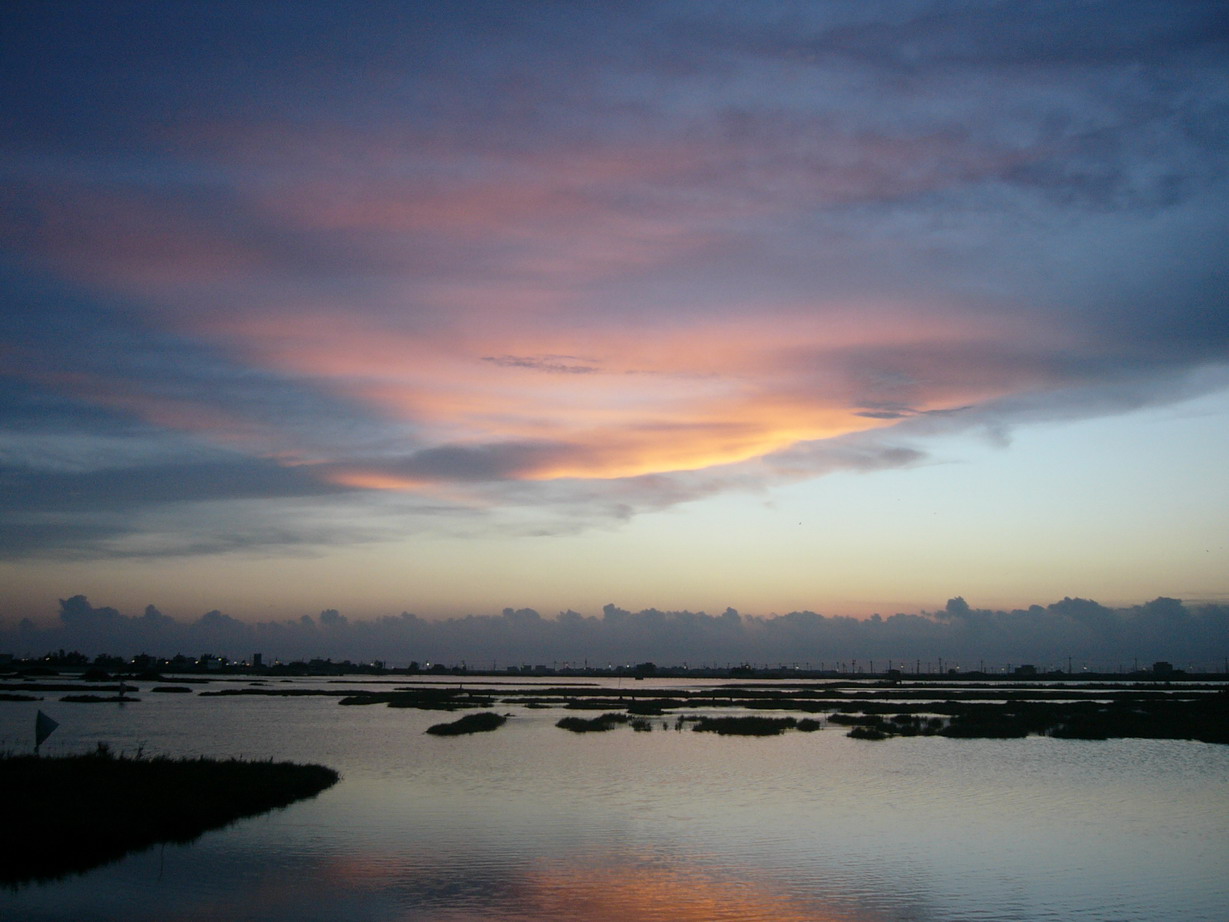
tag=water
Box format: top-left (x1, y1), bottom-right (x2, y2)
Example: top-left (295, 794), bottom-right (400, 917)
top-left (2, 678), bottom-right (1226, 921)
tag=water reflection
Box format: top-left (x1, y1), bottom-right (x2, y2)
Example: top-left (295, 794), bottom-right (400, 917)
top-left (156, 847), bottom-right (903, 922)
top-left (2, 681), bottom-right (1226, 922)
top-left (493, 858), bottom-right (878, 922)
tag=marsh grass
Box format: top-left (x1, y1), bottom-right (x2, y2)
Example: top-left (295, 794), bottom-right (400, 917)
top-left (425, 711), bottom-right (507, 735)
top-left (339, 688), bottom-right (495, 709)
top-left (827, 694), bottom-right (1229, 742)
top-left (556, 713), bottom-right (629, 732)
top-left (689, 715), bottom-right (804, 736)
top-left (847, 725), bottom-right (889, 741)
top-left (0, 748), bottom-right (339, 886)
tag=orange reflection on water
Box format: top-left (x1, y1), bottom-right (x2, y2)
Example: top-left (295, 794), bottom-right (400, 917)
top-left (314, 850), bottom-right (885, 922)
top-left (512, 860), bottom-right (869, 922)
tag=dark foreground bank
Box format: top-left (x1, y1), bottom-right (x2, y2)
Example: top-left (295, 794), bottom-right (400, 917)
top-left (1, 748), bottom-right (339, 886)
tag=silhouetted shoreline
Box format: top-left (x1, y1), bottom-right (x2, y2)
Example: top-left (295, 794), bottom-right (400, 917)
top-left (1, 749), bottom-right (339, 886)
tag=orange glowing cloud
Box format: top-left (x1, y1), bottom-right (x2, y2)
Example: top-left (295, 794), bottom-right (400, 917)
top-left (3, 118), bottom-right (1068, 494)
top-left (178, 298), bottom-right (1033, 486)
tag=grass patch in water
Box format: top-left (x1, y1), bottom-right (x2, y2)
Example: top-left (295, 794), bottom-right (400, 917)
top-left (425, 711), bottom-right (507, 735)
top-left (340, 688), bottom-right (495, 710)
top-left (847, 725), bottom-right (889, 741)
top-left (556, 713), bottom-right (629, 732)
top-left (690, 715), bottom-right (802, 736)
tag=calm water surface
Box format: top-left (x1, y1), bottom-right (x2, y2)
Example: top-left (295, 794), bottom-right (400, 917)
top-left (2, 678), bottom-right (1226, 921)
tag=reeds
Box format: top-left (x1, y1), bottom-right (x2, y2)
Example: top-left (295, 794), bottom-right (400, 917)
top-left (1, 747), bottom-right (339, 886)
top-left (425, 711), bottom-right (508, 735)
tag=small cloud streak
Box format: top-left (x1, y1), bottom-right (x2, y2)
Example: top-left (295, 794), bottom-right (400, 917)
top-left (481, 354), bottom-right (600, 375)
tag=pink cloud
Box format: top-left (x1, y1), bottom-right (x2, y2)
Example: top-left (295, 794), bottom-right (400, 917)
top-left (2, 115), bottom-right (1077, 492)
top-left (189, 300), bottom-right (1043, 485)
top-left (2, 180), bottom-right (268, 297)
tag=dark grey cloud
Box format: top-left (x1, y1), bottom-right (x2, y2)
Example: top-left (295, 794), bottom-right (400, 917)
top-left (2, 458), bottom-right (337, 516)
top-left (763, 436), bottom-right (927, 481)
top-left (481, 355), bottom-right (600, 375)
top-left (338, 440), bottom-right (581, 484)
top-left (411, 435), bottom-right (932, 542)
top-left (0, 266), bottom-right (401, 446)
top-left (3, 593), bottom-right (1224, 673)
top-left (793, 1), bottom-right (1229, 71)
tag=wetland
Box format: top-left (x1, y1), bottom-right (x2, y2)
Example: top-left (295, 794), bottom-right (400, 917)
top-left (2, 672), bottom-right (1226, 921)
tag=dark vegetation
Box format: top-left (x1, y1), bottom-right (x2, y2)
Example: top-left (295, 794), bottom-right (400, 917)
top-left (0, 747), bottom-right (339, 886)
top-left (531, 683), bottom-right (1228, 742)
top-left (3, 683), bottom-right (133, 693)
top-left (826, 692), bottom-right (1229, 742)
top-left (6, 673), bottom-right (1224, 743)
top-left (689, 715), bottom-right (821, 736)
top-left (425, 711), bottom-right (507, 735)
top-left (557, 713), bottom-right (629, 732)
top-left (554, 712), bottom-right (824, 735)
top-left (847, 726), bottom-right (889, 741)
top-left (339, 687), bottom-right (496, 709)
top-left (201, 687), bottom-right (352, 698)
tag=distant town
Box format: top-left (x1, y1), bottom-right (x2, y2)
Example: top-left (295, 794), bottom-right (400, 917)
top-left (3, 650), bottom-right (1223, 682)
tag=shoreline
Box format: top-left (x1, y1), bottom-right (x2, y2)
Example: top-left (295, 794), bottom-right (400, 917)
top-left (1, 749), bottom-right (339, 887)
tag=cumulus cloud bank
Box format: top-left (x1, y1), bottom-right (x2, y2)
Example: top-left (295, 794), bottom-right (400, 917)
top-left (5, 595), bottom-right (1225, 673)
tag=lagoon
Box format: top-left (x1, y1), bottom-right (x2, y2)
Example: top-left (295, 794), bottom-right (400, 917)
top-left (3, 677), bottom-right (1226, 921)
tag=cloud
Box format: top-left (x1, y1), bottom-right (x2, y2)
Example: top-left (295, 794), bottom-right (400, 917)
top-left (481, 355), bottom-right (601, 375)
top-left (5, 593), bottom-right (1226, 672)
top-left (0, 1), bottom-right (1226, 560)
top-left (330, 440), bottom-right (581, 487)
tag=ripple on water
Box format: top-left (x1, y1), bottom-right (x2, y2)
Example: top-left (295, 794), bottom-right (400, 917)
top-left (2, 684), bottom-right (1226, 922)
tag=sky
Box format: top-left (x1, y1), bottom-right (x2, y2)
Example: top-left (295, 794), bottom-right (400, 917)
top-left (2, 2), bottom-right (1228, 659)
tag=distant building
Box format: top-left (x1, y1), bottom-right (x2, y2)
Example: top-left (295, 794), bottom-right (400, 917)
top-left (1013, 664), bottom-right (1038, 676)
top-left (1152, 661), bottom-right (1174, 677)
top-left (252, 653), bottom-right (263, 668)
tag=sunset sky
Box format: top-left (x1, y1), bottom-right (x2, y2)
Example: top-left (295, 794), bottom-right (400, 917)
top-left (3, 1), bottom-right (1227, 630)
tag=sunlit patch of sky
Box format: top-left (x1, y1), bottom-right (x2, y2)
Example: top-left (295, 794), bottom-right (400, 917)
top-left (1, 1), bottom-right (1226, 629)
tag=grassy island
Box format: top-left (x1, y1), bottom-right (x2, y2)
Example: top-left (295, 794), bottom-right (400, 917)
top-left (556, 713), bottom-right (631, 732)
top-left (690, 715), bottom-right (822, 735)
top-left (425, 711), bottom-right (507, 735)
top-left (829, 692), bottom-right (1229, 742)
top-left (1, 748), bottom-right (339, 886)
